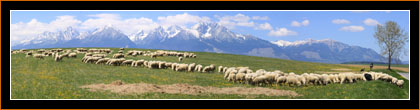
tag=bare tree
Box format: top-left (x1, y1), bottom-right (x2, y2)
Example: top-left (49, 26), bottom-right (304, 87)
top-left (374, 21), bottom-right (408, 70)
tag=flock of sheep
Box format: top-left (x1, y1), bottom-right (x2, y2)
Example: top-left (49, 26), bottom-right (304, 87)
top-left (12, 48), bottom-right (405, 88)
top-left (217, 66), bottom-right (404, 88)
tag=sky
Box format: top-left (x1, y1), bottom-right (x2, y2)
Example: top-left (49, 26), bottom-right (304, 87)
top-left (10, 10), bottom-right (410, 61)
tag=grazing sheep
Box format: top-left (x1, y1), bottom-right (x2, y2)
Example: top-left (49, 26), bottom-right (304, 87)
top-left (218, 66), bottom-right (223, 73)
top-left (222, 67), bottom-right (228, 73)
top-left (131, 60), bottom-right (145, 67)
top-left (68, 53), bottom-right (77, 58)
top-left (202, 64), bottom-right (216, 73)
top-left (194, 64), bottom-right (203, 72)
top-left (391, 77), bottom-right (398, 84)
top-left (285, 75), bottom-right (301, 87)
top-left (354, 74), bottom-right (367, 82)
top-left (92, 54), bottom-right (106, 58)
top-left (306, 74), bottom-right (320, 85)
top-left (148, 61), bottom-right (159, 69)
top-left (121, 60), bottom-right (134, 66)
top-left (245, 73), bottom-right (258, 84)
top-left (113, 53), bottom-right (124, 58)
top-left (297, 75), bottom-right (307, 86)
top-left (188, 63), bottom-right (196, 72)
top-left (54, 54), bottom-right (64, 62)
top-left (235, 72), bottom-right (246, 84)
top-left (96, 58), bottom-right (110, 64)
top-left (151, 54), bottom-right (157, 58)
top-left (396, 80), bottom-right (404, 88)
top-left (33, 54), bottom-right (45, 59)
top-left (276, 76), bottom-right (287, 85)
top-left (226, 70), bottom-right (238, 81)
top-left (158, 61), bottom-right (166, 69)
top-left (85, 53), bottom-right (93, 56)
top-left (360, 68), bottom-right (365, 72)
top-left (175, 64), bottom-right (188, 71)
top-left (178, 57), bottom-right (183, 62)
top-left (253, 75), bottom-right (268, 86)
top-left (171, 63), bottom-right (178, 70)
top-left (84, 57), bottom-right (102, 63)
top-left (339, 72), bottom-right (355, 84)
top-left (107, 58), bottom-right (125, 66)
top-left (320, 74), bottom-right (332, 85)
top-left (165, 62), bottom-right (172, 68)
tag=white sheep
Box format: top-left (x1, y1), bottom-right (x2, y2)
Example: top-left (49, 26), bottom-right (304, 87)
top-left (188, 63), bottom-right (196, 72)
top-left (396, 80), bottom-right (404, 88)
top-left (339, 72), bottom-right (355, 84)
top-left (218, 66), bottom-right (223, 73)
top-left (320, 74), bottom-right (332, 85)
top-left (165, 62), bottom-right (172, 68)
top-left (96, 58), bottom-right (110, 64)
top-left (202, 64), bottom-right (216, 73)
top-left (253, 75), bottom-right (268, 86)
top-left (158, 61), bottom-right (166, 69)
top-left (297, 75), bottom-right (306, 86)
top-left (178, 57), bottom-right (183, 62)
top-left (121, 59), bottom-right (134, 66)
top-left (175, 64), bottom-right (188, 71)
top-left (68, 53), bottom-right (77, 58)
top-left (285, 75), bottom-right (301, 87)
top-left (171, 63), bottom-right (178, 70)
top-left (194, 65), bottom-right (203, 72)
top-left (131, 60), bottom-right (145, 67)
top-left (235, 72), bottom-right (246, 84)
top-left (276, 76), bottom-right (287, 85)
top-left (54, 54), bottom-right (64, 62)
top-left (148, 61), bottom-right (159, 69)
top-left (112, 53), bottom-right (124, 58)
top-left (33, 54), bottom-right (45, 59)
top-left (84, 57), bottom-right (102, 63)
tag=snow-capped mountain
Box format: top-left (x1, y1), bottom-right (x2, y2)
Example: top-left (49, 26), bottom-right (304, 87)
top-left (12, 22), bottom-right (387, 64)
top-left (133, 22), bottom-right (279, 55)
top-left (272, 39), bottom-right (385, 63)
top-left (13, 26), bottom-right (136, 49)
top-left (78, 25), bottom-right (137, 48)
top-left (13, 27), bottom-right (80, 49)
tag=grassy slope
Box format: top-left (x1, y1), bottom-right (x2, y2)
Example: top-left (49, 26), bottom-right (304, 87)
top-left (11, 48), bottom-right (409, 99)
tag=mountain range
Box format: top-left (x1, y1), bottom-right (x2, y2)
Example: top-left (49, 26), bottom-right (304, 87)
top-left (12, 22), bottom-right (388, 64)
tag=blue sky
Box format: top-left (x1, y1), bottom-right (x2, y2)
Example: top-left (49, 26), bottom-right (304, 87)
top-left (10, 11), bottom-right (410, 61)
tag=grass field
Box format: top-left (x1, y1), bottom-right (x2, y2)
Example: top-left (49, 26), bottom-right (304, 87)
top-left (11, 48), bottom-right (409, 99)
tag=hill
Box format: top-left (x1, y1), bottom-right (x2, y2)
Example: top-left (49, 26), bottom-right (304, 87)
top-left (11, 48), bottom-right (409, 99)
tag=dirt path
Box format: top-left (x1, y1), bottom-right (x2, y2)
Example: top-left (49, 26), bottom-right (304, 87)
top-left (341, 64), bottom-right (409, 72)
top-left (80, 80), bottom-right (301, 97)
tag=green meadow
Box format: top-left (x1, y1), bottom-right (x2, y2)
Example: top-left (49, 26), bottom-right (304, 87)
top-left (11, 48), bottom-right (409, 99)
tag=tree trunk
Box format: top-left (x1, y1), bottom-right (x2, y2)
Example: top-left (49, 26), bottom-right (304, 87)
top-left (388, 53), bottom-right (391, 70)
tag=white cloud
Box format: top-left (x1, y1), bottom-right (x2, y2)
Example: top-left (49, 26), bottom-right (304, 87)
top-left (157, 13), bottom-right (211, 28)
top-left (332, 19), bottom-right (351, 24)
top-left (291, 21), bottom-right (301, 27)
top-left (364, 18), bottom-right (380, 26)
top-left (268, 28), bottom-right (297, 37)
top-left (252, 16), bottom-right (269, 20)
top-left (291, 20), bottom-right (309, 27)
top-left (216, 13), bottom-right (255, 29)
top-left (339, 25), bottom-right (365, 32)
top-left (10, 16), bottom-right (82, 44)
top-left (81, 13), bottom-right (159, 34)
top-left (254, 22), bottom-right (273, 30)
top-left (301, 20), bottom-right (309, 26)
top-left (88, 13), bottom-right (121, 20)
